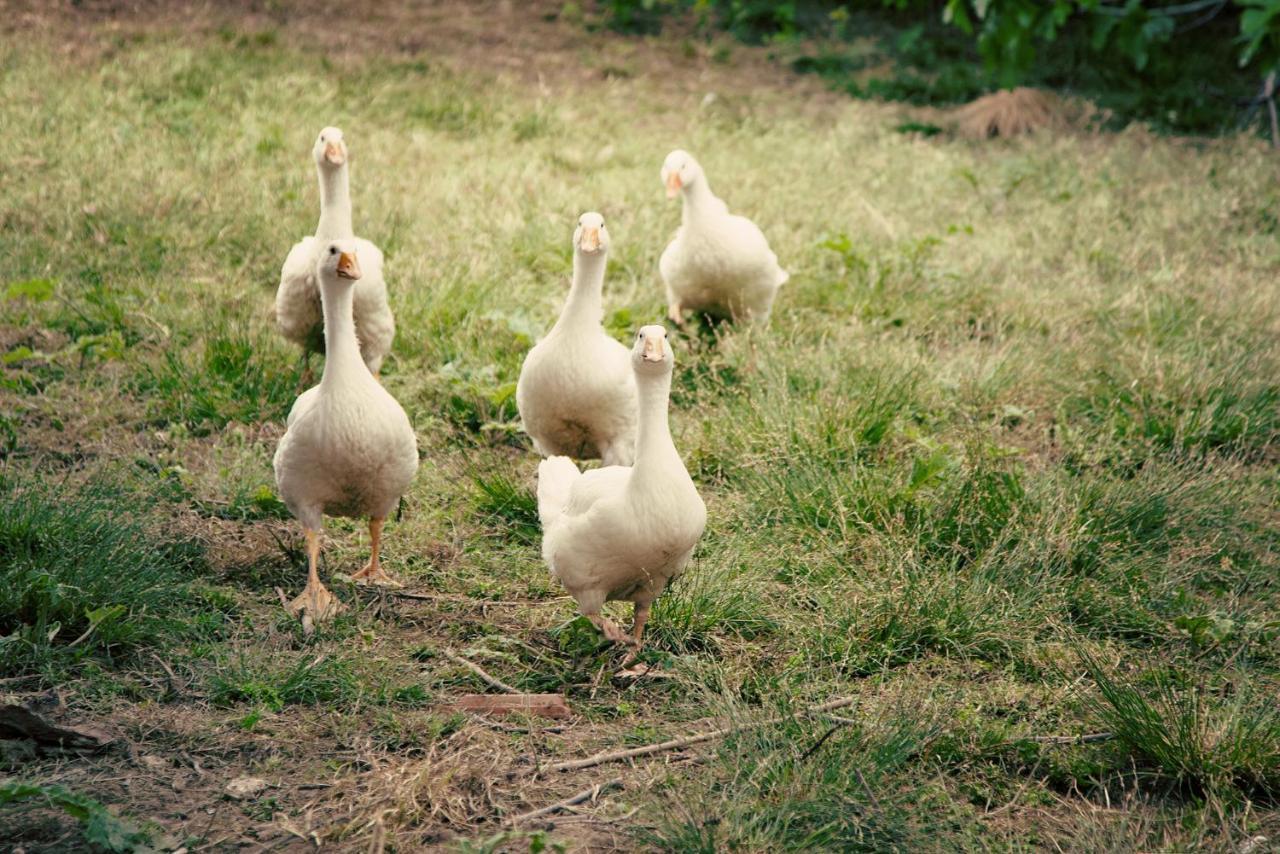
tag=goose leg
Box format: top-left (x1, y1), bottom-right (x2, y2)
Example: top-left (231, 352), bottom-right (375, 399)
top-left (631, 603), bottom-right (650, 646)
top-left (666, 299), bottom-right (685, 327)
top-left (288, 528), bottom-right (342, 635)
top-left (585, 612), bottom-right (634, 646)
top-left (615, 603), bottom-right (656, 677)
top-left (619, 603), bottom-right (651, 665)
top-left (351, 518), bottom-right (400, 587)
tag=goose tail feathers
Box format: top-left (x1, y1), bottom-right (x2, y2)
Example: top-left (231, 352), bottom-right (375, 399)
top-left (537, 456), bottom-right (581, 528)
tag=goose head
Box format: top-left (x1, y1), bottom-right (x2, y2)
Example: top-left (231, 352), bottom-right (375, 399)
top-left (661, 150), bottom-right (701, 199)
top-left (313, 126), bottom-right (348, 169)
top-left (573, 211), bottom-right (610, 256)
top-left (632, 324), bottom-right (673, 374)
top-left (316, 239), bottom-right (362, 284)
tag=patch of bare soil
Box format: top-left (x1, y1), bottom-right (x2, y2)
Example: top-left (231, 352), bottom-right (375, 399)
top-left (0, 597), bottom-right (717, 851)
top-left (0, 0), bottom-right (841, 107)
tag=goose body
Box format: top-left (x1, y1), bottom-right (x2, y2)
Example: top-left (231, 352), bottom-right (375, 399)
top-left (537, 325), bottom-right (706, 651)
top-left (659, 149), bottom-right (788, 325)
top-left (274, 240), bottom-right (418, 631)
top-left (275, 127), bottom-right (395, 374)
top-left (517, 213), bottom-right (637, 466)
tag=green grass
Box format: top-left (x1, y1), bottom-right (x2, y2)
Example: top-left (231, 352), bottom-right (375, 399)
top-left (0, 13), bottom-right (1278, 852)
top-left (0, 477), bottom-right (217, 676)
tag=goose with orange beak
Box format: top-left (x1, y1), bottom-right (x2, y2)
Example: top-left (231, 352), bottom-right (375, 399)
top-left (274, 240), bottom-right (419, 634)
top-left (276, 126), bottom-right (395, 378)
top-left (659, 149), bottom-right (788, 326)
top-left (537, 325), bottom-right (706, 671)
top-left (517, 212), bottom-right (638, 467)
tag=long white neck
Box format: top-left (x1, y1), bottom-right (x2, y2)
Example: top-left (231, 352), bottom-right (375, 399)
top-left (315, 163), bottom-right (353, 241)
top-left (552, 250), bottom-right (606, 333)
top-left (681, 175), bottom-right (719, 226)
top-left (318, 276), bottom-right (367, 390)
top-left (629, 367), bottom-right (680, 492)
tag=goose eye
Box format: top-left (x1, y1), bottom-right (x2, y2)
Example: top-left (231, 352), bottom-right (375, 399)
top-left (329, 247), bottom-right (337, 255)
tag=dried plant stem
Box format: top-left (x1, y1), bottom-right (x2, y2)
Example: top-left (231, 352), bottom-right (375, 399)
top-left (442, 650), bottom-right (521, 695)
top-left (537, 697), bottom-right (857, 775)
top-left (506, 778), bottom-right (624, 825)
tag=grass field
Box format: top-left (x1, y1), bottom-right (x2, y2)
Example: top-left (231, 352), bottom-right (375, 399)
top-left (2, 2), bottom-right (1279, 851)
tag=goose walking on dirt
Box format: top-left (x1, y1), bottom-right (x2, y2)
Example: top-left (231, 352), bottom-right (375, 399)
top-left (536, 325), bottom-right (705, 663)
top-left (516, 212), bottom-right (638, 466)
top-left (659, 149), bottom-right (788, 326)
top-left (273, 241), bottom-right (419, 634)
top-left (275, 127), bottom-right (395, 376)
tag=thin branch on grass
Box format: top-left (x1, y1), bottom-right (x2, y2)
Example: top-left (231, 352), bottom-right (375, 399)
top-left (266, 527), bottom-right (302, 565)
top-left (505, 778), bottom-right (624, 825)
top-left (442, 650), bottom-right (521, 695)
top-left (388, 589), bottom-right (568, 607)
top-left (537, 697), bottom-right (857, 775)
top-left (800, 718), bottom-right (852, 762)
top-left (1027, 732), bottom-right (1114, 745)
top-left (1267, 72), bottom-right (1279, 150)
top-left (854, 768), bottom-right (883, 813)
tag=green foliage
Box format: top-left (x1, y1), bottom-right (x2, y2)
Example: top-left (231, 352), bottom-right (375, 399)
top-left (1240, 0), bottom-right (1280, 71)
top-left (0, 478), bottom-right (211, 676)
top-left (601, 0), bottom-right (1279, 133)
top-left (4, 278), bottom-right (56, 302)
top-left (0, 781), bottom-right (157, 853)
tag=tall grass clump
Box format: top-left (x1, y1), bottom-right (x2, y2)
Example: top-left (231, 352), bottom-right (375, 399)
top-left (641, 707), bottom-right (965, 851)
top-left (131, 324), bottom-right (301, 432)
top-left (0, 477), bottom-right (209, 676)
top-left (1081, 653), bottom-right (1280, 800)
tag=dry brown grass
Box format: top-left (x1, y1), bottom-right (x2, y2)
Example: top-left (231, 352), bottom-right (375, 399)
top-left (952, 86), bottom-right (1082, 139)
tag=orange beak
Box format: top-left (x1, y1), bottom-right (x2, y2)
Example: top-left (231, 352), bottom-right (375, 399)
top-left (580, 226), bottom-right (601, 252)
top-left (665, 171), bottom-right (682, 199)
top-left (642, 332), bottom-right (664, 362)
top-left (324, 142), bottom-right (346, 166)
top-left (336, 251), bottom-right (361, 280)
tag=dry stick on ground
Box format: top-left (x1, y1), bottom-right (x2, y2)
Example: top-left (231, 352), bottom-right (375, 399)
top-left (389, 590), bottom-right (568, 607)
top-left (1028, 732), bottom-right (1114, 745)
top-left (535, 697), bottom-right (858, 776)
top-left (505, 778), bottom-right (625, 826)
top-left (442, 650), bottom-right (522, 695)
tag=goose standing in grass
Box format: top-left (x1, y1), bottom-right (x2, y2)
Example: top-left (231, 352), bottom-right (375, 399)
top-left (516, 212), bottom-right (638, 466)
top-left (537, 325), bottom-right (705, 662)
top-left (275, 127), bottom-right (394, 376)
top-left (659, 149), bottom-right (788, 326)
top-left (274, 241), bottom-right (419, 634)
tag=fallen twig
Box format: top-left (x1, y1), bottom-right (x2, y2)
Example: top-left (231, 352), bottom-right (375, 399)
top-left (854, 768), bottom-right (883, 813)
top-left (800, 723), bottom-right (847, 762)
top-left (537, 697), bottom-right (857, 775)
top-left (1027, 732), bottom-right (1114, 745)
top-left (453, 694), bottom-right (572, 719)
top-left (505, 778), bottom-right (624, 825)
top-left (442, 650), bottom-right (521, 695)
top-left (389, 590), bottom-right (569, 607)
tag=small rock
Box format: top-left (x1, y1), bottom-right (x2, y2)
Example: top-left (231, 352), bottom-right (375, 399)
top-left (224, 776), bottom-right (270, 800)
top-left (139, 754), bottom-right (169, 773)
top-left (1239, 836), bottom-right (1268, 854)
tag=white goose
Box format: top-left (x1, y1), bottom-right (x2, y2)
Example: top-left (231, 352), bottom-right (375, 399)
top-left (273, 240), bottom-right (419, 632)
top-left (275, 127), bottom-right (394, 375)
top-left (537, 325), bottom-right (706, 655)
top-left (659, 149), bottom-right (788, 326)
top-left (516, 212), bottom-right (637, 466)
